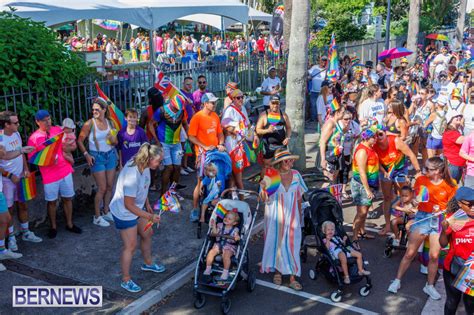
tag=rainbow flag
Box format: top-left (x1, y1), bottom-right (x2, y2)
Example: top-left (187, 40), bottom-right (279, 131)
top-left (267, 112), bottom-right (281, 126)
top-left (453, 253), bottom-right (474, 296)
top-left (18, 172), bottom-right (37, 202)
top-left (329, 98), bottom-right (341, 113)
top-left (411, 82), bottom-right (417, 95)
top-left (243, 141), bottom-right (256, 164)
top-left (327, 33), bottom-right (339, 76)
top-left (215, 203), bottom-right (228, 219)
top-left (154, 70), bottom-right (192, 103)
top-left (29, 132), bottom-right (63, 166)
top-left (93, 19), bottom-right (121, 31)
top-left (94, 82), bottom-right (126, 130)
top-left (350, 56), bottom-right (360, 65)
top-left (326, 184), bottom-right (343, 203)
top-left (447, 210), bottom-right (470, 231)
top-left (327, 70), bottom-right (337, 82)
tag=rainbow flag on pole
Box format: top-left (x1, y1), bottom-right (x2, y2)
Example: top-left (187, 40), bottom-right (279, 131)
top-left (327, 33), bottom-right (339, 77)
top-left (215, 203), bottom-right (228, 219)
top-left (94, 81), bottom-right (126, 130)
top-left (154, 69), bottom-right (192, 104)
top-left (18, 172), bottom-right (37, 202)
top-left (29, 133), bottom-right (64, 166)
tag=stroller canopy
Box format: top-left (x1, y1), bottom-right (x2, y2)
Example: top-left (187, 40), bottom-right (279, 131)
top-left (308, 189), bottom-right (344, 227)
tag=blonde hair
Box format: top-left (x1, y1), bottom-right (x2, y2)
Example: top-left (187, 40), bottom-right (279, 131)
top-left (321, 220), bottom-right (335, 233)
top-left (226, 211), bottom-right (240, 224)
top-left (131, 143), bottom-right (163, 170)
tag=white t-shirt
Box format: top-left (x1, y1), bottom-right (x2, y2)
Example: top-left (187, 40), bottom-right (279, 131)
top-left (261, 76), bottom-right (282, 106)
top-left (0, 131), bottom-right (24, 176)
top-left (308, 65), bottom-right (326, 93)
top-left (110, 161), bottom-right (151, 221)
top-left (166, 38), bottom-right (175, 55)
top-left (433, 53), bottom-right (451, 74)
top-left (463, 104), bottom-right (474, 134)
top-left (316, 94), bottom-right (333, 122)
top-left (433, 81), bottom-right (450, 98)
top-left (221, 105), bottom-right (251, 153)
top-left (343, 120), bottom-right (361, 155)
top-left (358, 98), bottom-right (386, 125)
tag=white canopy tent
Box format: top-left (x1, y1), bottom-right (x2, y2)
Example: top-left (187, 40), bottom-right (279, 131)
top-left (1, 0), bottom-right (249, 29)
top-left (178, 7), bottom-right (272, 31)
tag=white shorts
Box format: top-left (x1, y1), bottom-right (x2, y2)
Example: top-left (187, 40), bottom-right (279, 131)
top-left (2, 178), bottom-right (19, 207)
top-left (44, 173), bottom-right (75, 201)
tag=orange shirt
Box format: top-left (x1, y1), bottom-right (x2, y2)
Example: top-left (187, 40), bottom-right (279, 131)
top-left (414, 175), bottom-right (457, 213)
top-left (188, 110), bottom-right (222, 154)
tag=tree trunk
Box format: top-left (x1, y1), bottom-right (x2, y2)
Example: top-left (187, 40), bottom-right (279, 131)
top-left (406, 0), bottom-right (420, 64)
top-left (456, 0), bottom-right (467, 49)
top-left (286, 0), bottom-right (309, 170)
top-left (283, 0), bottom-right (292, 55)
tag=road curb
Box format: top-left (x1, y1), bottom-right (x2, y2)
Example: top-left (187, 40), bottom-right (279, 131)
top-left (118, 220), bottom-right (265, 314)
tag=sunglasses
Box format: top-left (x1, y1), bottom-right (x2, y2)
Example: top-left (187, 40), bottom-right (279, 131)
top-left (376, 132), bottom-right (385, 137)
top-left (234, 96), bottom-right (244, 100)
top-left (271, 101), bottom-right (280, 104)
top-left (8, 121), bottom-right (19, 125)
top-left (92, 108), bottom-right (102, 112)
top-left (198, 81), bottom-right (206, 84)
top-left (342, 118), bottom-right (351, 121)
top-left (283, 159), bottom-right (294, 164)
top-left (426, 167), bottom-right (438, 172)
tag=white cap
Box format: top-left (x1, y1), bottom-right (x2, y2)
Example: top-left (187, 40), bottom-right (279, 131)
top-left (61, 118), bottom-right (76, 129)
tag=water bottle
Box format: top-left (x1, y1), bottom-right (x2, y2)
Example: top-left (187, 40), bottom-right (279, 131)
top-left (430, 205), bottom-right (440, 230)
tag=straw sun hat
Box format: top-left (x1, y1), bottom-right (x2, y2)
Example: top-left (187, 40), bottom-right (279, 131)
top-left (271, 149), bottom-right (299, 165)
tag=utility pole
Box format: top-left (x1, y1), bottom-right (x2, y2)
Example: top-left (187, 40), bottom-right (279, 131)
top-left (385, 0), bottom-right (391, 50)
top-left (456, 0), bottom-right (467, 49)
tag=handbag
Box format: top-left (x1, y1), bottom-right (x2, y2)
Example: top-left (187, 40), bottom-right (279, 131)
top-left (450, 255), bottom-right (466, 276)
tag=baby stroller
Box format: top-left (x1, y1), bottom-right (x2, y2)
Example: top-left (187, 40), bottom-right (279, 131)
top-left (197, 150), bottom-right (232, 238)
top-left (384, 212), bottom-right (411, 257)
top-left (305, 189), bottom-right (372, 303)
top-left (193, 189), bottom-right (259, 314)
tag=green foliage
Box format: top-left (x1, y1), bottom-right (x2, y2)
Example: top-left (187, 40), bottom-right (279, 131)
top-left (0, 11), bottom-right (90, 93)
top-left (310, 14), bottom-right (367, 49)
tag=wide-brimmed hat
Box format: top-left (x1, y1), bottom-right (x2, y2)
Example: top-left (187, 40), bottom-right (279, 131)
top-left (271, 150), bottom-right (299, 165)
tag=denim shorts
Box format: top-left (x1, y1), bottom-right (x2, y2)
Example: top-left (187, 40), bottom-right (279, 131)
top-left (162, 143), bottom-right (183, 166)
top-left (426, 135), bottom-right (443, 150)
top-left (350, 178), bottom-right (375, 206)
top-left (112, 215), bottom-right (138, 230)
top-left (380, 169), bottom-right (408, 183)
top-left (90, 149), bottom-right (118, 173)
top-left (44, 173), bottom-right (75, 201)
top-left (410, 211), bottom-right (440, 235)
top-left (0, 192), bottom-right (8, 213)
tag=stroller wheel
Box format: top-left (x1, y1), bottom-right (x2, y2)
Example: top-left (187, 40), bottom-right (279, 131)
top-left (308, 269), bottom-right (317, 280)
top-left (330, 290), bottom-right (342, 303)
top-left (221, 298), bottom-right (231, 314)
top-left (359, 285), bottom-right (371, 297)
top-left (246, 270), bottom-right (257, 292)
top-left (193, 293), bottom-right (206, 309)
top-left (383, 248), bottom-right (393, 258)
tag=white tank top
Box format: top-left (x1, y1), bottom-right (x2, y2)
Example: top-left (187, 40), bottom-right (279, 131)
top-left (464, 104), bottom-right (474, 133)
top-left (431, 110), bottom-right (446, 139)
top-left (89, 118), bottom-right (112, 152)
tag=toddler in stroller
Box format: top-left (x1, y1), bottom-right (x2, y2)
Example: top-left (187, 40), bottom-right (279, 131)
top-left (203, 211), bottom-right (240, 281)
top-left (322, 221), bottom-right (371, 284)
top-left (199, 163), bottom-right (222, 223)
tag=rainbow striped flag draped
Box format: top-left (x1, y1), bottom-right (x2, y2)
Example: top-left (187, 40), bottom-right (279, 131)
top-left (28, 132), bottom-right (64, 166)
top-left (327, 33), bottom-right (339, 78)
top-left (453, 253), bottom-right (474, 296)
top-left (94, 82), bottom-right (126, 131)
top-left (93, 19), bottom-right (121, 31)
top-left (18, 172), bottom-right (37, 202)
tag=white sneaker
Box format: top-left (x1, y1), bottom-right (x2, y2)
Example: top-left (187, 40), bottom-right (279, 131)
top-left (93, 216), bottom-right (110, 227)
top-left (0, 249), bottom-right (23, 260)
top-left (388, 279), bottom-right (401, 293)
top-left (420, 265), bottom-right (428, 275)
top-left (22, 231), bottom-right (43, 243)
top-left (0, 263), bottom-right (5, 271)
top-left (185, 166), bottom-right (195, 173)
top-left (8, 236), bottom-right (18, 251)
top-left (102, 212), bottom-right (114, 222)
top-left (423, 283), bottom-right (441, 300)
top-left (392, 239), bottom-right (400, 246)
top-left (180, 169), bottom-right (189, 176)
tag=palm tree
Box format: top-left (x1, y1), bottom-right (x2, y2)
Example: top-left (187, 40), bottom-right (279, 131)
top-left (285, 0), bottom-right (309, 169)
top-left (456, 0), bottom-right (468, 49)
top-left (406, 0), bottom-right (420, 64)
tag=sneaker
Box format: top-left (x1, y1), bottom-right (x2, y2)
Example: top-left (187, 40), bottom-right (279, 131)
top-left (190, 209), bottom-right (200, 222)
top-left (185, 166), bottom-right (195, 173)
top-left (8, 236), bottom-right (18, 251)
top-left (420, 265), bottom-right (428, 275)
top-left (93, 216), bottom-right (110, 227)
top-left (175, 184), bottom-right (187, 190)
top-left (22, 231), bottom-right (43, 243)
top-left (392, 239), bottom-right (400, 247)
top-left (48, 228), bottom-right (57, 239)
top-left (120, 279), bottom-right (142, 293)
top-left (102, 212), bottom-right (114, 222)
top-left (180, 169), bottom-right (189, 176)
top-left (367, 211), bottom-right (379, 219)
top-left (359, 270), bottom-right (371, 276)
top-left (423, 283), bottom-right (441, 300)
top-left (141, 263), bottom-right (166, 273)
top-left (0, 263), bottom-right (5, 271)
top-left (175, 192), bottom-right (185, 201)
top-left (66, 225), bottom-right (82, 234)
top-left (388, 279), bottom-right (401, 294)
top-left (0, 249), bottom-right (23, 260)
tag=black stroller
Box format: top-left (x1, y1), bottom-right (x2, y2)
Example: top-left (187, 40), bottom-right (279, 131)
top-left (193, 189), bottom-right (259, 314)
top-left (305, 189), bottom-right (372, 303)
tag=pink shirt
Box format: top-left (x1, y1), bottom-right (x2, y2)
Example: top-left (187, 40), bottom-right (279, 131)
top-left (27, 126), bottom-right (73, 184)
top-left (154, 36), bottom-right (163, 53)
top-left (460, 133), bottom-right (474, 177)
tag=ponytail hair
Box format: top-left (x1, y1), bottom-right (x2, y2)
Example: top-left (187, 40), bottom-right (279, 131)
top-left (425, 157), bottom-right (456, 187)
top-left (93, 97), bottom-right (111, 120)
top-left (131, 143), bottom-right (163, 170)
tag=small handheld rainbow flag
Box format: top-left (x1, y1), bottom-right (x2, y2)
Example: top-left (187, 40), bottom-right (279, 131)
top-left (95, 82), bottom-right (126, 130)
top-left (215, 203), bottom-right (228, 219)
top-left (18, 172), bottom-right (37, 202)
top-left (262, 167), bottom-right (281, 197)
top-left (327, 70), bottom-right (337, 82)
top-left (154, 69), bottom-right (192, 103)
top-left (326, 184), bottom-right (343, 203)
top-left (416, 186), bottom-right (429, 203)
top-left (29, 132), bottom-right (64, 166)
top-left (453, 253), bottom-right (474, 296)
top-left (329, 98), bottom-right (341, 113)
top-left (350, 56), bottom-right (360, 66)
top-left (447, 210), bottom-right (470, 232)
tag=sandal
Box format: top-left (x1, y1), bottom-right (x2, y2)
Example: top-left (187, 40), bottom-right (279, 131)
top-left (352, 240), bottom-right (361, 251)
top-left (289, 280), bottom-right (302, 291)
top-left (273, 273), bottom-right (282, 285)
top-left (358, 232), bottom-right (375, 240)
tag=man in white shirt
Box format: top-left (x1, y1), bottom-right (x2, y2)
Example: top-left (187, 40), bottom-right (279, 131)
top-left (260, 66), bottom-right (283, 108)
top-left (432, 71), bottom-right (450, 98)
top-left (308, 56), bottom-right (328, 121)
top-left (433, 46), bottom-right (451, 75)
top-left (164, 34), bottom-right (176, 58)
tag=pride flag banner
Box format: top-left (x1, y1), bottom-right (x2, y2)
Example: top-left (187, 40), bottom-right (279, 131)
top-left (326, 184), bottom-right (343, 203)
top-left (93, 19), bottom-right (121, 31)
top-left (95, 82), bottom-right (126, 130)
top-left (327, 33), bottom-right (339, 77)
top-left (29, 133), bottom-right (63, 166)
top-left (18, 172), bottom-right (37, 202)
top-left (154, 70), bottom-right (192, 104)
top-left (453, 253), bottom-right (474, 296)
top-left (216, 203), bottom-right (229, 219)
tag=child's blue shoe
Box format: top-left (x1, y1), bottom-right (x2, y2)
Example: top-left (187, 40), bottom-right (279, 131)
top-left (141, 263), bottom-right (166, 273)
top-left (121, 279), bottom-right (142, 293)
top-left (190, 208), bottom-right (200, 222)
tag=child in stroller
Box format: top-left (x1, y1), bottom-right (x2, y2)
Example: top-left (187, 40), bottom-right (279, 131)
top-left (322, 221), bottom-right (371, 284)
top-left (390, 186), bottom-right (417, 246)
top-left (199, 162), bottom-right (222, 223)
top-left (203, 211), bottom-right (241, 281)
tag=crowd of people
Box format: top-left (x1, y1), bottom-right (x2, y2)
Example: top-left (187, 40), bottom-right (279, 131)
top-left (0, 35), bottom-right (473, 312)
